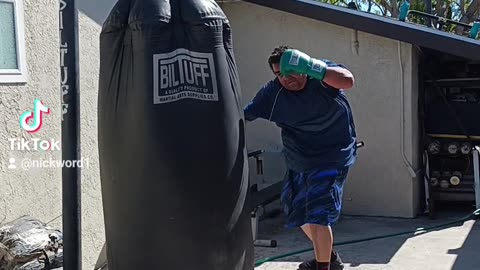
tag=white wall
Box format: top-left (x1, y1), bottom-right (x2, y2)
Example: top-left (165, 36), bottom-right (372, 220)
top-left (221, 1), bottom-right (422, 218)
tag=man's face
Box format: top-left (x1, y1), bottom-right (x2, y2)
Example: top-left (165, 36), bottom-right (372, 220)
top-left (271, 63), bottom-right (307, 91)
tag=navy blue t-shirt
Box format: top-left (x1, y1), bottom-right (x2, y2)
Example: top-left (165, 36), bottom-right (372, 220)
top-left (244, 61), bottom-right (357, 173)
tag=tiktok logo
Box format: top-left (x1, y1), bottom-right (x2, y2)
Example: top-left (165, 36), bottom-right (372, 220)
top-left (19, 99), bottom-right (50, 133)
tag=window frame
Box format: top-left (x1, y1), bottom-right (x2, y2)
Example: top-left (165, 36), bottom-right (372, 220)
top-left (0, 0), bottom-right (27, 84)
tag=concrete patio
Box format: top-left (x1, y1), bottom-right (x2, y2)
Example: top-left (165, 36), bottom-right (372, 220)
top-left (253, 201), bottom-right (480, 270)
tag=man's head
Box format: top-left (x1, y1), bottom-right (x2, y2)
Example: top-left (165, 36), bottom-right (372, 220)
top-left (267, 45), bottom-right (307, 91)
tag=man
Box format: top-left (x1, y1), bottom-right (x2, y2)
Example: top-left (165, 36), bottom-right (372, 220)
top-left (244, 45), bottom-right (357, 270)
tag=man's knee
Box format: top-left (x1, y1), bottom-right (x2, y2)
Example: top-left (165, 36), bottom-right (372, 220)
top-left (308, 223), bottom-right (331, 232)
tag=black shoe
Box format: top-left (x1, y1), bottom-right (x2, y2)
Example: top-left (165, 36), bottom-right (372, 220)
top-left (331, 250), bottom-right (344, 270)
top-left (297, 250), bottom-right (344, 270)
top-left (297, 258), bottom-right (316, 270)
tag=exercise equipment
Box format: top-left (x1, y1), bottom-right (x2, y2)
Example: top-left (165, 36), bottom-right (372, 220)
top-left (97, 0), bottom-right (253, 269)
top-left (248, 149), bottom-right (282, 248)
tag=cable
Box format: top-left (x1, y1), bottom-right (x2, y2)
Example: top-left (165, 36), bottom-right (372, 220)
top-left (0, 198), bottom-right (6, 226)
top-left (254, 208), bottom-right (480, 267)
top-left (398, 41), bottom-right (421, 178)
top-left (46, 214), bottom-right (62, 225)
top-left (268, 87), bottom-right (283, 121)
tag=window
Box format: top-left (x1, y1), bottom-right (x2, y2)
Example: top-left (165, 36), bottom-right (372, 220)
top-left (0, 0), bottom-right (27, 83)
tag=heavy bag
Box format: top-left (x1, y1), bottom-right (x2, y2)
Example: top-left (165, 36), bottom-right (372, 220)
top-left (97, 0), bottom-right (253, 269)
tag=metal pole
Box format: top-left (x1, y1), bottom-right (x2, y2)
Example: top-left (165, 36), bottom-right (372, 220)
top-left (59, 0), bottom-right (81, 269)
top-left (425, 0), bottom-right (432, 27)
top-left (473, 146), bottom-right (480, 210)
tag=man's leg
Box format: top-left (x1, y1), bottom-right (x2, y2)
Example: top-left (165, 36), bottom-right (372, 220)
top-left (298, 224), bottom-right (343, 270)
top-left (310, 224), bottom-right (333, 270)
top-left (299, 168), bottom-right (349, 270)
top-left (298, 224), bottom-right (334, 270)
top-left (301, 224), bottom-right (312, 240)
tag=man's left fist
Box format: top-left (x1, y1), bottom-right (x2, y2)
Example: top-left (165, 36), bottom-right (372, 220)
top-left (280, 49), bottom-right (327, 81)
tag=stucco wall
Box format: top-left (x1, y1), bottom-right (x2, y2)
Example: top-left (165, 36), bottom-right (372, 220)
top-left (0, 1), bottom-right (114, 269)
top-left (0, 0), bottom-right (63, 261)
top-left (0, 0), bottom-right (62, 238)
top-left (78, 1), bottom-right (117, 268)
top-left (221, 1), bottom-right (422, 218)
top-left (77, 12), bottom-right (104, 270)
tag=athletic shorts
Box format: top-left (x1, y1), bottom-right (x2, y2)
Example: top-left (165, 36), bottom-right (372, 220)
top-left (280, 166), bottom-right (349, 228)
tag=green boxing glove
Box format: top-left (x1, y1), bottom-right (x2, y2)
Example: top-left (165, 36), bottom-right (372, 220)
top-left (280, 49), bottom-right (327, 81)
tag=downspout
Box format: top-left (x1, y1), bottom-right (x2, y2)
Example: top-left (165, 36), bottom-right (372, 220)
top-left (348, 2), bottom-right (359, 56)
top-left (398, 41), bottom-right (420, 178)
top-left (60, 0), bottom-right (81, 269)
top-left (352, 30), bottom-right (359, 56)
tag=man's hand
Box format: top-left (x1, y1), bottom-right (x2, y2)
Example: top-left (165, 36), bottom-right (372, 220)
top-left (280, 49), bottom-right (355, 90)
top-left (280, 49), bottom-right (327, 81)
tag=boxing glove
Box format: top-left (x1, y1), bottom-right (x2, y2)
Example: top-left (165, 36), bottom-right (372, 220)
top-left (280, 49), bottom-right (327, 81)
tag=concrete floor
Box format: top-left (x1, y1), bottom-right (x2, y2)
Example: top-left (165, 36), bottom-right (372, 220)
top-left (253, 202), bottom-right (480, 270)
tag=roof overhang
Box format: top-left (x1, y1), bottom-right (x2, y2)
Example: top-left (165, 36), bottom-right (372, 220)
top-left (243, 0), bottom-right (480, 61)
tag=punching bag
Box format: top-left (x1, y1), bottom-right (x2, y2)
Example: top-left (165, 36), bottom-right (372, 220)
top-left (97, 0), bottom-right (254, 269)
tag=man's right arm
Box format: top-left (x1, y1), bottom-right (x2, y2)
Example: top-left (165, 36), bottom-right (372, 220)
top-left (243, 81), bottom-right (274, 122)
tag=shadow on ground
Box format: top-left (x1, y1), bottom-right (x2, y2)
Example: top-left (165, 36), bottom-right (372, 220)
top-left (254, 201), bottom-right (479, 269)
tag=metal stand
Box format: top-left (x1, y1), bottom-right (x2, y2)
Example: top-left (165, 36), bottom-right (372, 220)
top-left (251, 205), bottom-right (277, 248)
top-left (423, 151), bottom-right (435, 216)
top-left (248, 150), bottom-right (278, 248)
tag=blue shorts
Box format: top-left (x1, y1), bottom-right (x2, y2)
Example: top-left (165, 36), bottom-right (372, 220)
top-left (280, 167), bottom-right (349, 228)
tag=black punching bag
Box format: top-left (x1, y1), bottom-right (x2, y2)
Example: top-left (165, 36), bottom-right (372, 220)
top-left (97, 0), bottom-right (253, 269)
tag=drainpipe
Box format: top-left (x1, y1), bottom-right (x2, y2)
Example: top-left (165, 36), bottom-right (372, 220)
top-left (59, 0), bottom-right (81, 269)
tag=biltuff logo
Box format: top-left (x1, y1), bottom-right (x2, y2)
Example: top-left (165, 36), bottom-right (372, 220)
top-left (153, 48), bottom-right (218, 104)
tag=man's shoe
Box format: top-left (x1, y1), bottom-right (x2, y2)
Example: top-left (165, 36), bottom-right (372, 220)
top-left (297, 250), bottom-right (344, 270)
top-left (331, 250), bottom-right (344, 270)
top-left (297, 258), bottom-right (316, 270)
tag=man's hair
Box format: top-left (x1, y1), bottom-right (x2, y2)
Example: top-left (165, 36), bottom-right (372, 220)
top-left (267, 45), bottom-right (292, 71)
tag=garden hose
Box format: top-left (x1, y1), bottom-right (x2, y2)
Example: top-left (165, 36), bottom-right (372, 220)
top-left (255, 208), bottom-right (480, 267)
